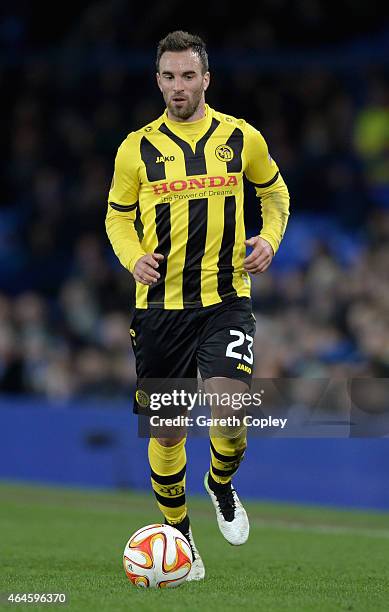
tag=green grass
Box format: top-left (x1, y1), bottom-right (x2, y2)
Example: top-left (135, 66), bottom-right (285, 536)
top-left (1, 482), bottom-right (389, 611)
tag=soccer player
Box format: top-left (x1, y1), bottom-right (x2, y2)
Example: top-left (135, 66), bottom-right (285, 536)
top-left (106, 30), bottom-right (290, 580)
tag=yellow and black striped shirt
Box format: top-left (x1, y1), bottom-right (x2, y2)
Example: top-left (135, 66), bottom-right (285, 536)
top-left (106, 105), bottom-right (289, 309)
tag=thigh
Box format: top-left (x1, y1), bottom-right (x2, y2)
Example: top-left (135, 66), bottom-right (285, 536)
top-left (131, 308), bottom-right (198, 379)
top-left (197, 298), bottom-right (256, 384)
top-left (130, 308), bottom-right (198, 414)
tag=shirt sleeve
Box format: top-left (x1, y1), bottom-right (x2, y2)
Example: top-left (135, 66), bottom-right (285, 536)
top-left (243, 122), bottom-right (290, 254)
top-left (243, 122), bottom-right (279, 187)
top-left (108, 135), bottom-right (140, 207)
top-left (105, 135), bottom-right (146, 273)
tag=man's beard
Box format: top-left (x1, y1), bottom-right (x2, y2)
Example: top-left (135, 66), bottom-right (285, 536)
top-left (167, 91), bottom-right (202, 121)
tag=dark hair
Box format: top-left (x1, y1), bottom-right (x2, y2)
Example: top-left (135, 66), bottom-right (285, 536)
top-left (156, 30), bottom-right (209, 74)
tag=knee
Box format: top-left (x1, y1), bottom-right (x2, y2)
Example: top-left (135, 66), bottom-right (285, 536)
top-left (156, 436), bottom-right (186, 447)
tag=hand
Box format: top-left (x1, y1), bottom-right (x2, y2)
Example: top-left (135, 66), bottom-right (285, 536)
top-left (244, 236), bottom-right (274, 274)
top-left (133, 253), bottom-right (164, 285)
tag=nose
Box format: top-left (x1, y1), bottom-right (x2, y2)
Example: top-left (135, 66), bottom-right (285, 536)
top-left (172, 77), bottom-right (185, 92)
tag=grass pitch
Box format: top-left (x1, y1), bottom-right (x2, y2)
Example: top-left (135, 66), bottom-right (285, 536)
top-left (1, 482), bottom-right (389, 611)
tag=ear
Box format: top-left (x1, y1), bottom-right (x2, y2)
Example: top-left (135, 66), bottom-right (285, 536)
top-left (156, 72), bottom-right (162, 92)
top-left (203, 71), bottom-right (210, 92)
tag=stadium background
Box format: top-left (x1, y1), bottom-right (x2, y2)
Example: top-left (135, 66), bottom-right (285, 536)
top-left (0, 1), bottom-right (388, 509)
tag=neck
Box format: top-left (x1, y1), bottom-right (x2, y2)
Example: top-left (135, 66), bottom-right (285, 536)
top-left (167, 99), bottom-right (207, 123)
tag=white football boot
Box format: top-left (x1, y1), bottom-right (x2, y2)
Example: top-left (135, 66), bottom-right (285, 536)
top-left (185, 527), bottom-right (205, 581)
top-left (204, 471), bottom-right (249, 545)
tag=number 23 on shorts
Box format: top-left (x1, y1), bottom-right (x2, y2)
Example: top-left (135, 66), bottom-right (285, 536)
top-left (226, 330), bottom-right (254, 365)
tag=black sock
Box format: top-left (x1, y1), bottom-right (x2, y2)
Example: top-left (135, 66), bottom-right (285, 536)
top-left (208, 471), bottom-right (231, 492)
top-left (165, 514), bottom-right (190, 535)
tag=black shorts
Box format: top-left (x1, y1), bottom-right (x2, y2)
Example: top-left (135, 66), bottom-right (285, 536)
top-left (130, 297), bottom-right (256, 412)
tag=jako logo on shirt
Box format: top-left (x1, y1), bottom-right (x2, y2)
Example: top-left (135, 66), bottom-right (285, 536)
top-left (152, 175), bottom-right (238, 195)
top-left (156, 155), bottom-right (175, 163)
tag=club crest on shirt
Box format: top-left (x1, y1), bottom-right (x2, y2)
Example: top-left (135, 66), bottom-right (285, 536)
top-left (215, 144), bottom-right (234, 162)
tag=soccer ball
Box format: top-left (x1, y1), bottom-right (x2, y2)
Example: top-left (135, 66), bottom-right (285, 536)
top-left (123, 523), bottom-right (193, 588)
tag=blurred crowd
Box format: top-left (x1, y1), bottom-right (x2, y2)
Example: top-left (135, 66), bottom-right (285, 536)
top-left (252, 209), bottom-right (389, 379)
top-left (0, 3), bottom-right (388, 399)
